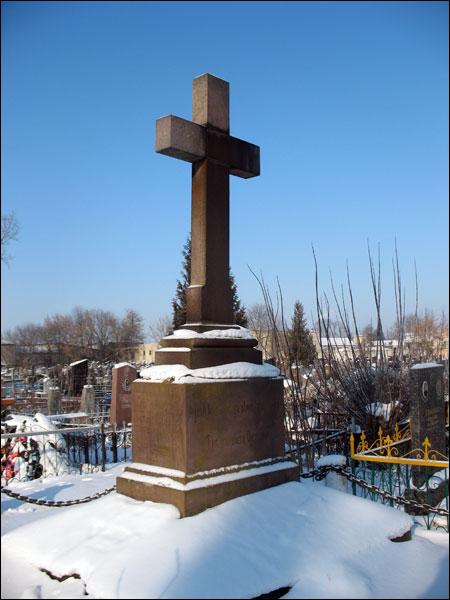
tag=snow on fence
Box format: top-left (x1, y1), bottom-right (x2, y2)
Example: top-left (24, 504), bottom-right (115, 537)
top-left (1, 415), bottom-right (131, 485)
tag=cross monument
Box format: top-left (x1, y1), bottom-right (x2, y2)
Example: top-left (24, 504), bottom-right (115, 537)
top-left (155, 73), bottom-right (259, 327)
top-left (116, 74), bottom-right (299, 516)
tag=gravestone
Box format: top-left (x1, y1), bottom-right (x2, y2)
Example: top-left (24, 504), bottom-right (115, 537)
top-left (47, 386), bottom-right (61, 414)
top-left (110, 363), bottom-right (136, 426)
top-left (80, 384), bottom-right (96, 414)
top-left (409, 362), bottom-right (446, 458)
top-left (116, 73), bottom-right (299, 517)
top-left (42, 377), bottom-right (52, 396)
top-left (404, 362), bottom-right (447, 514)
top-left (68, 359), bottom-right (89, 397)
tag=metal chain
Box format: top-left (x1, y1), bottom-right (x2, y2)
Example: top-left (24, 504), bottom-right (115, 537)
top-left (299, 465), bottom-right (331, 480)
top-left (303, 465), bottom-right (449, 517)
top-left (338, 468), bottom-right (449, 516)
top-left (0, 484), bottom-right (116, 507)
top-left (2, 465), bottom-right (448, 517)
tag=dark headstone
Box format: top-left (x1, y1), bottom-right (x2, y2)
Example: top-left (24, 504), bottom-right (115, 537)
top-left (68, 359), bottom-right (89, 397)
top-left (408, 362), bottom-right (446, 499)
top-left (409, 362), bottom-right (446, 458)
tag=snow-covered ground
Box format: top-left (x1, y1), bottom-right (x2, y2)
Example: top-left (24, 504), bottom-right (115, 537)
top-left (1, 464), bottom-right (448, 599)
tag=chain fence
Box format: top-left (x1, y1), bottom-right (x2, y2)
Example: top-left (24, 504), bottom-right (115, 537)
top-left (2, 463), bottom-right (448, 521)
top-left (0, 483), bottom-right (116, 507)
top-left (303, 465), bottom-right (450, 518)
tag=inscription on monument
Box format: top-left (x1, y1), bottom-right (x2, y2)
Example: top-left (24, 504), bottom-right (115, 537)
top-left (190, 402), bottom-right (212, 423)
top-left (232, 399), bottom-right (256, 416)
top-left (189, 398), bottom-right (257, 422)
top-left (205, 430), bottom-right (260, 451)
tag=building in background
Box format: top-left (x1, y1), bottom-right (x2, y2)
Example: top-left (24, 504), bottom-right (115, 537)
top-left (134, 343), bottom-right (158, 364)
top-left (1, 340), bottom-right (17, 367)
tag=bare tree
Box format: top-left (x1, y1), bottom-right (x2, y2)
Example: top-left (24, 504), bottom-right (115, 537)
top-left (250, 243), bottom-right (417, 470)
top-left (246, 302), bottom-right (278, 359)
top-left (308, 242), bottom-right (417, 449)
top-left (249, 273), bottom-right (317, 470)
top-left (3, 306), bottom-right (148, 365)
top-left (360, 322), bottom-right (377, 355)
top-left (72, 306), bottom-right (96, 351)
top-left (399, 309), bottom-right (449, 360)
top-left (116, 309), bottom-right (145, 360)
top-left (91, 309), bottom-right (119, 361)
top-left (434, 311), bottom-right (449, 359)
top-left (42, 313), bottom-right (75, 363)
top-left (4, 322), bottom-right (44, 368)
top-left (149, 315), bottom-right (172, 343)
top-left (1, 212), bottom-right (20, 265)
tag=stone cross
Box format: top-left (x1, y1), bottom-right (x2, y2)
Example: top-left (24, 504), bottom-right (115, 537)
top-left (117, 74), bottom-right (299, 516)
top-left (155, 73), bottom-right (260, 327)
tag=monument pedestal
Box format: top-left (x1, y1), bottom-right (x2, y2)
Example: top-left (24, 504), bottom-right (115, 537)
top-left (116, 378), bottom-right (299, 517)
top-left (156, 333), bottom-right (262, 369)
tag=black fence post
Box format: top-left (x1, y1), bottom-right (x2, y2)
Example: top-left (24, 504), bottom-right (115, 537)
top-left (94, 432), bottom-right (99, 466)
top-left (112, 424), bottom-right (118, 463)
top-left (83, 435), bottom-right (89, 465)
top-left (350, 419), bottom-right (357, 496)
top-left (122, 421), bottom-right (127, 462)
top-left (101, 422), bottom-right (106, 472)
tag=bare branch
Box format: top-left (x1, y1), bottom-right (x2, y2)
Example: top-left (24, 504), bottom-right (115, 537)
top-left (1, 212), bottom-right (20, 265)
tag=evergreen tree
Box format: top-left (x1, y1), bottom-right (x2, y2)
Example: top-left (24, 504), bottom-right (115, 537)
top-left (288, 301), bottom-right (317, 366)
top-left (230, 271), bottom-right (248, 327)
top-left (171, 237), bottom-right (191, 330)
top-left (172, 235), bottom-right (248, 328)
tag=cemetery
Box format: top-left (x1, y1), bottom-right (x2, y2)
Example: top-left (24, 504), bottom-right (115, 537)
top-left (2, 69), bottom-right (448, 599)
top-left (1, 3), bottom-right (448, 598)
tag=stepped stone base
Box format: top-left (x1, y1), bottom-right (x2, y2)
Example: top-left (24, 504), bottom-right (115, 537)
top-left (155, 346), bottom-right (262, 369)
top-left (156, 333), bottom-right (262, 369)
top-left (116, 377), bottom-right (299, 516)
top-left (117, 459), bottom-right (299, 517)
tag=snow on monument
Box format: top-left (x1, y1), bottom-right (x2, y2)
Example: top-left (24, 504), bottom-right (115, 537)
top-left (116, 73), bottom-right (299, 516)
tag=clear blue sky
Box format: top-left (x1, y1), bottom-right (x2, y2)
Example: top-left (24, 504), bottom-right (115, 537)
top-left (2, 1), bottom-right (448, 336)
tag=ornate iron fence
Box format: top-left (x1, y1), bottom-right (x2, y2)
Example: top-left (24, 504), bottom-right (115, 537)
top-left (349, 429), bottom-right (449, 532)
top-left (1, 423), bottom-right (131, 485)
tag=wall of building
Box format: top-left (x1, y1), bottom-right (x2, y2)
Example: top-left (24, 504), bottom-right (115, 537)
top-left (134, 343), bottom-right (159, 364)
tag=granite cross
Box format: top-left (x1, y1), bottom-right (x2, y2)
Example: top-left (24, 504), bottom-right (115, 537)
top-left (155, 73), bottom-right (260, 328)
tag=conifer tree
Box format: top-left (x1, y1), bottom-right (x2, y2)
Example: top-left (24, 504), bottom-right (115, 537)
top-left (288, 301), bottom-right (317, 366)
top-left (230, 272), bottom-right (248, 327)
top-left (172, 235), bottom-right (248, 329)
top-left (171, 237), bottom-right (191, 330)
